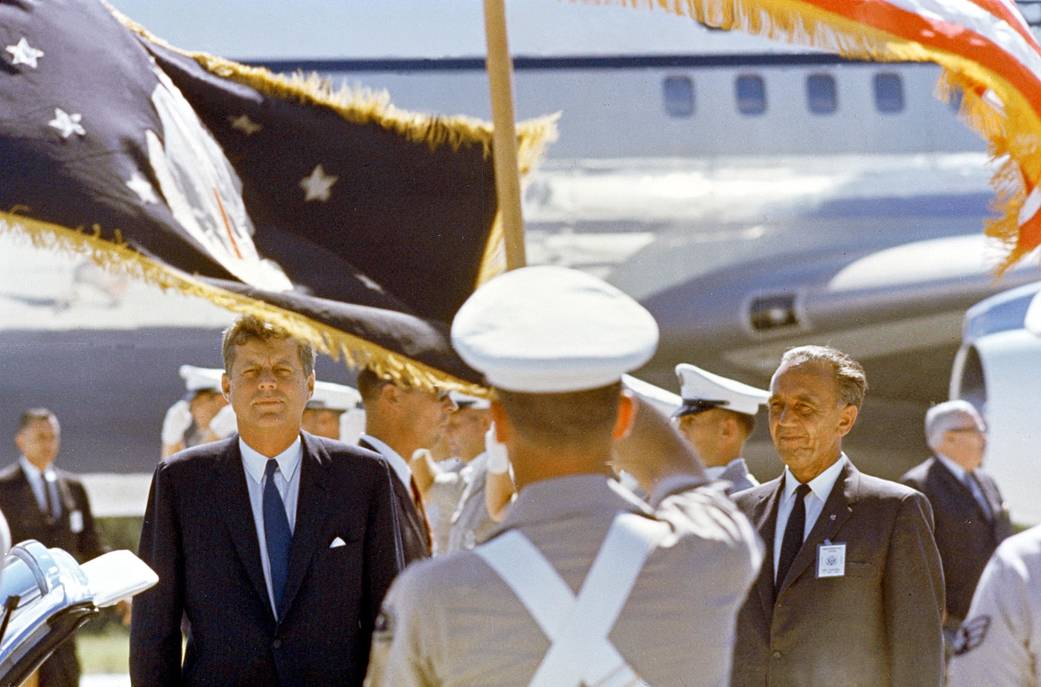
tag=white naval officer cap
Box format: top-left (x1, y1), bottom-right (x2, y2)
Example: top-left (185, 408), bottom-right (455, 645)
top-left (306, 380), bottom-right (362, 413)
top-left (674, 363), bottom-right (768, 418)
top-left (178, 365), bottom-right (223, 394)
top-left (451, 266), bottom-right (659, 393)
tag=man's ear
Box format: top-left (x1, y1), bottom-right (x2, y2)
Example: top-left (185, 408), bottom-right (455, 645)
top-left (306, 372), bottom-right (315, 400)
top-left (378, 382), bottom-right (399, 406)
top-left (221, 373), bottom-right (231, 401)
top-left (837, 404), bottom-right (859, 437)
top-left (720, 414), bottom-right (737, 439)
top-left (611, 391), bottom-right (637, 441)
top-left (490, 401), bottom-right (511, 443)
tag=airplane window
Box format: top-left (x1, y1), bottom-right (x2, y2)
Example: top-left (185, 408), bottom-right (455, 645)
top-left (736, 75), bottom-right (767, 115)
top-left (663, 76), bottom-right (695, 117)
top-left (806, 74), bottom-right (837, 114)
top-left (749, 294), bottom-right (799, 331)
top-left (874, 73), bottom-right (905, 113)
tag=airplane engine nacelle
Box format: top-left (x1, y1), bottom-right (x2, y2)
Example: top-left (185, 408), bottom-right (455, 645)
top-left (951, 282), bottom-right (1041, 525)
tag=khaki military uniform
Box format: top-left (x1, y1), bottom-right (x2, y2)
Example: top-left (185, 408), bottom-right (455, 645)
top-left (947, 523), bottom-right (1041, 686)
top-left (425, 461), bottom-right (469, 555)
top-left (365, 474), bottom-right (762, 687)
top-left (445, 453), bottom-right (498, 553)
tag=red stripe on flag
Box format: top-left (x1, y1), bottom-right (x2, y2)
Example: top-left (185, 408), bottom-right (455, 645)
top-left (804, 0), bottom-right (1041, 120)
top-left (1016, 201), bottom-right (1041, 255)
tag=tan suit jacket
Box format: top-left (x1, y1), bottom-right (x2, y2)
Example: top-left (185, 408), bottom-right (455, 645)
top-left (366, 474), bottom-right (762, 686)
top-left (732, 460), bottom-right (945, 687)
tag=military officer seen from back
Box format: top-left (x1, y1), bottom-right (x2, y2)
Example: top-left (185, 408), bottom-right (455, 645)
top-left (731, 345), bottom-right (945, 686)
top-left (673, 362), bottom-right (767, 494)
top-left (900, 400), bottom-right (1012, 650)
top-left (365, 265), bottom-right (763, 687)
top-left (947, 523), bottom-right (1041, 686)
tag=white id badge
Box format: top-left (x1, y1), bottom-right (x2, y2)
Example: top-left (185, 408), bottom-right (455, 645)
top-left (69, 510), bottom-right (84, 533)
top-left (816, 541), bottom-right (846, 578)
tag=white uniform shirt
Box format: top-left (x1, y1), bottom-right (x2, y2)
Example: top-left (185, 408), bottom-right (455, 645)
top-left (773, 454), bottom-right (848, 582)
top-left (948, 524), bottom-right (1041, 687)
top-left (239, 437), bottom-right (302, 615)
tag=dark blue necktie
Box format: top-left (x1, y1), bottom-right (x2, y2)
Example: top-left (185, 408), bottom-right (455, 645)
top-left (263, 459), bottom-right (292, 617)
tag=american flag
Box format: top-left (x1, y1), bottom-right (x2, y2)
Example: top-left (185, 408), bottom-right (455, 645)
top-left (0, 0), bottom-right (555, 389)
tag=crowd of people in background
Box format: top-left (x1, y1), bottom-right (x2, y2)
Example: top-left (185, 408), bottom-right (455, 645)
top-left (3, 264), bottom-right (1039, 686)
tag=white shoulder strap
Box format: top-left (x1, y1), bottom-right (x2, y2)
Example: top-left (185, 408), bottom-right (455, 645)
top-left (474, 513), bottom-right (669, 687)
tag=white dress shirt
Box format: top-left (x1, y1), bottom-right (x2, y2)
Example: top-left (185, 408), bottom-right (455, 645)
top-left (773, 454), bottom-right (849, 582)
top-left (239, 436), bottom-right (303, 615)
top-left (19, 455), bottom-right (60, 518)
top-left (360, 433), bottom-right (412, 490)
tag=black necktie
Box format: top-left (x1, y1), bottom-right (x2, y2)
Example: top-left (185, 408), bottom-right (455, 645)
top-left (776, 483), bottom-right (812, 590)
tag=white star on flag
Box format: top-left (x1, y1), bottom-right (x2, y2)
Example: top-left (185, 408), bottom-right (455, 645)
top-left (126, 173), bottom-right (159, 204)
top-left (6, 37), bottom-right (44, 69)
top-left (299, 164), bottom-right (338, 202)
top-left (48, 108), bottom-right (85, 139)
top-left (229, 114), bottom-right (262, 135)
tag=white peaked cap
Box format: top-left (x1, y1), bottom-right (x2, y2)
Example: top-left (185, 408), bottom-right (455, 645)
top-left (307, 380), bottom-right (361, 412)
top-left (622, 374), bottom-right (682, 417)
top-left (451, 266), bottom-right (659, 393)
top-left (674, 363), bottom-right (769, 417)
top-left (178, 365), bottom-right (223, 392)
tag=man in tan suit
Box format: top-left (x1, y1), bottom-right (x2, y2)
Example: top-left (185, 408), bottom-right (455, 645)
top-left (732, 345), bottom-right (945, 686)
top-left (366, 265), bottom-right (762, 687)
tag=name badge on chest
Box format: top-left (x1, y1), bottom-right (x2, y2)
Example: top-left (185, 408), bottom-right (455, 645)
top-left (816, 540), bottom-right (845, 578)
top-left (69, 510), bottom-right (84, 534)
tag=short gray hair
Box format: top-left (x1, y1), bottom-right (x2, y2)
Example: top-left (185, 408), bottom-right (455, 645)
top-left (924, 400), bottom-right (984, 450)
top-left (778, 345), bottom-right (868, 409)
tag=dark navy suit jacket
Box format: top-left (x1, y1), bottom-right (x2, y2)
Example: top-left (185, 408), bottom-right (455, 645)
top-left (902, 456), bottom-right (1013, 624)
top-left (130, 433), bottom-right (401, 687)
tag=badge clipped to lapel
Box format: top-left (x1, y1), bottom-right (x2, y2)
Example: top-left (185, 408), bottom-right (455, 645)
top-left (816, 539), bottom-right (846, 578)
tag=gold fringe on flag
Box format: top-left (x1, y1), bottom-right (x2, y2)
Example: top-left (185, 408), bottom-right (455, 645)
top-left (594, 0), bottom-right (1041, 272)
top-left (0, 210), bottom-right (492, 398)
top-left (105, 1), bottom-right (559, 287)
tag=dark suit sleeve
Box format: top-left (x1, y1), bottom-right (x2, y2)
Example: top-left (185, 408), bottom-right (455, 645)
top-left (71, 480), bottom-right (108, 561)
top-left (363, 461), bottom-right (402, 630)
top-left (130, 463), bottom-right (184, 686)
top-left (885, 490), bottom-right (945, 687)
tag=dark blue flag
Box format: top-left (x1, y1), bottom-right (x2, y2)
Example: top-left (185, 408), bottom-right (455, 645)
top-left (0, 0), bottom-right (555, 388)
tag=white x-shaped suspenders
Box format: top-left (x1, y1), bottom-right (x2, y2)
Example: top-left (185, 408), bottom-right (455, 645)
top-left (474, 512), bottom-right (670, 687)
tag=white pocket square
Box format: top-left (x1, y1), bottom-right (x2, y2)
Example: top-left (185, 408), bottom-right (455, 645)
top-left (329, 536), bottom-right (347, 549)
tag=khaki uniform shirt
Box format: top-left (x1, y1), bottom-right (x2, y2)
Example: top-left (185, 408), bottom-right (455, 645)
top-left (365, 474), bottom-right (762, 687)
top-left (445, 453), bottom-right (497, 554)
top-left (426, 461), bottom-right (469, 555)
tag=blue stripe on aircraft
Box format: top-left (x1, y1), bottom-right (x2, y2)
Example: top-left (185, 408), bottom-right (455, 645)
top-left (242, 53), bottom-right (919, 74)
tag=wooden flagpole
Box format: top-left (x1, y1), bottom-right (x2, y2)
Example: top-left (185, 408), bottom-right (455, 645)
top-left (482, 0), bottom-right (527, 270)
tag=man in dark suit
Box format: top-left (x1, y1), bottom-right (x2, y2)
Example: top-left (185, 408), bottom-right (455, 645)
top-left (356, 368), bottom-right (455, 563)
top-left (130, 316), bottom-right (401, 686)
top-left (732, 345), bottom-right (945, 686)
top-left (0, 408), bottom-right (107, 687)
top-left (901, 400), bottom-right (1013, 646)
